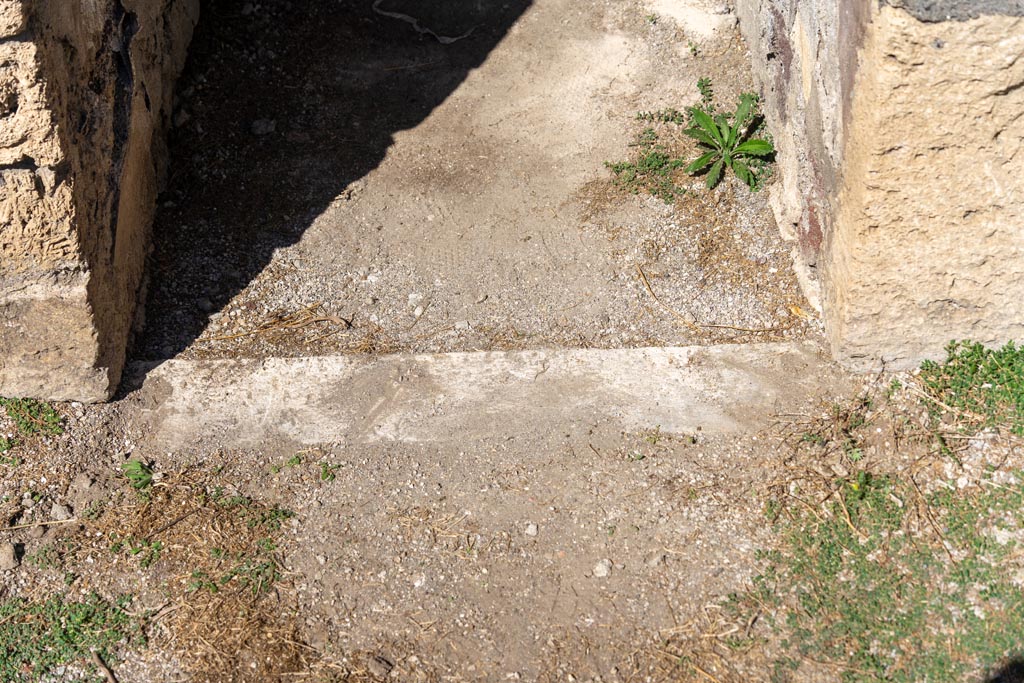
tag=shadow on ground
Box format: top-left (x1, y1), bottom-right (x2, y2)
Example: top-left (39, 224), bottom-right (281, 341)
top-left (990, 660), bottom-right (1024, 683)
top-left (132, 0), bottom-right (530, 364)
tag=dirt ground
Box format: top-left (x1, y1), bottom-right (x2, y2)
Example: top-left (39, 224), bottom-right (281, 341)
top-left (1, 382), bottom-right (849, 682)
top-left (137, 0), bottom-right (815, 363)
top-left (0, 0), bottom-right (844, 681)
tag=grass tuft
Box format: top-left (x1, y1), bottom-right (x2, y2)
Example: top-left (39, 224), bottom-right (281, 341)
top-left (669, 342), bottom-right (1024, 681)
top-left (920, 340), bottom-right (1024, 436)
top-left (737, 470), bottom-right (1024, 682)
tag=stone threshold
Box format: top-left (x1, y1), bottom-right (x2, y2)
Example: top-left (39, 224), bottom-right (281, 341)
top-left (130, 342), bottom-right (849, 450)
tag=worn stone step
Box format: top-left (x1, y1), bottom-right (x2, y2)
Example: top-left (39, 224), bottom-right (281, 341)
top-left (131, 342), bottom-right (848, 451)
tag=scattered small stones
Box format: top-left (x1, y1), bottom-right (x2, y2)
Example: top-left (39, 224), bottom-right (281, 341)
top-left (524, 522), bottom-right (538, 536)
top-left (593, 558), bottom-right (612, 578)
top-left (0, 542), bottom-right (18, 571)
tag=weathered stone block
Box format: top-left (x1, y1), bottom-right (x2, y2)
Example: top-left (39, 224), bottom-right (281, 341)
top-left (830, 7), bottom-right (1024, 369)
top-left (0, 0), bottom-right (198, 401)
top-left (736, 0), bottom-right (1024, 370)
top-left (0, 0), bottom-right (27, 38)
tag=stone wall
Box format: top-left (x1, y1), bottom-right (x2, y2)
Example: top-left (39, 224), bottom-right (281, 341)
top-left (0, 0), bottom-right (198, 401)
top-left (736, 0), bottom-right (1024, 369)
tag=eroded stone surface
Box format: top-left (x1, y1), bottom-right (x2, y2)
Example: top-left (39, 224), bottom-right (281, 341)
top-left (737, 1), bottom-right (1024, 369)
top-left (0, 0), bottom-right (198, 400)
top-left (830, 8), bottom-right (1024, 369)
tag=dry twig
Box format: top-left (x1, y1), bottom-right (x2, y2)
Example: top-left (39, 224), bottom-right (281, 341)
top-left (90, 649), bottom-right (118, 683)
top-left (1, 518), bottom-right (77, 532)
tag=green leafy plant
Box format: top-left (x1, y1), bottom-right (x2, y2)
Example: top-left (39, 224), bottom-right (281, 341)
top-left (248, 505), bottom-right (294, 532)
top-left (320, 462), bottom-right (340, 482)
top-left (26, 542), bottom-right (65, 570)
top-left (683, 88), bottom-right (774, 190)
top-left (636, 108), bottom-right (686, 125)
top-left (696, 77), bottom-right (714, 112)
top-left (82, 499), bottom-right (105, 520)
top-left (0, 592), bottom-right (142, 682)
top-left (121, 459), bottom-right (154, 493)
top-left (110, 535), bottom-right (164, 568)
top-left (0, 397), bottom-right (63, 437)
top-left (0, 439), bottom-right (19, 467)
top-left (270, 453), bottom-right (303, 474)
top-left (188, 538), bottom-right (283, 597)
top-left (643, 425), bottom-right (663, 445)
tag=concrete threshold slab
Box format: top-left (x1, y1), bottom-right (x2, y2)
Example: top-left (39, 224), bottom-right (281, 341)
top-left (132, 342), bottom-right (846, 451)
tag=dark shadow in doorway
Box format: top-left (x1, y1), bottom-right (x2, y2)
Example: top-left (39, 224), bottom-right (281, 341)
top-left (131, 0), bottom-right (530, 365)
top-left (989, 659), bottom-right (1024, 683)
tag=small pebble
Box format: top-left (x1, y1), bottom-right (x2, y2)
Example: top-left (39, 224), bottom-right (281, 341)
top-left (644, 551), bottom-right (666, 568)
top-left (0, 542), bottom-right (18, 571)
top-left (474, 294), bottom-right (488, 304)
top-left (50, 503), bottom-right (72, 521)
top-left (367, 655), bottom-right (394, 678)
top-left (593, 558), bottom-right (612, 578)
top-left (455, 320), bottom-right (471, 331)
top-left (524, 523), bottom-right (538, 537)
top-left (413, 306), bottom-right (424, 318)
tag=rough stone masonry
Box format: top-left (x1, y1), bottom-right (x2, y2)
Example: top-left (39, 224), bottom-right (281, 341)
top-left (0, 0), bottom-right (198, 401)
top-left (736, 0), bottom-right (1024, 369)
